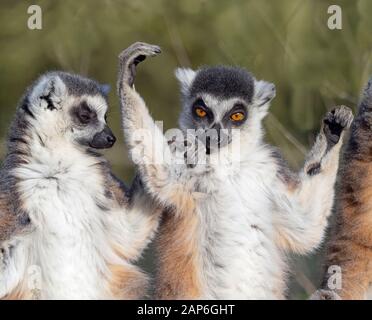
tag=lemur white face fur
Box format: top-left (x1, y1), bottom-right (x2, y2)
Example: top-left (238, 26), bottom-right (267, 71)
top-left (25, 72), bottom-right (115, 150)
top-left (175, 66), bottom-right (275, 153)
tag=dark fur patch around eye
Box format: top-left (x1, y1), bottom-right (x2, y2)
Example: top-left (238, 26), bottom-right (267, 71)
top-left (71, 101), bottom-right (97, 125)
top-left (220, 103), bottom-right (248, 128)
top-left (191, 98), bottom-right (214, 122)
top-left (228, 104), bottom-right (247, 125)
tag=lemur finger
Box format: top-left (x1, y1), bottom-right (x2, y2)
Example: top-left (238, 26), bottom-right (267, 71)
top-left (119, 42), bottom-right (161, 65)
top-left (118, 42), bottom-right (161, 88)
top-left (333, 105), bottom-right (353, 129)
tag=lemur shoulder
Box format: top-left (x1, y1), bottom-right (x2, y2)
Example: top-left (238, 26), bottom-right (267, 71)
top-left (0, 71), bottom-right (161, 299)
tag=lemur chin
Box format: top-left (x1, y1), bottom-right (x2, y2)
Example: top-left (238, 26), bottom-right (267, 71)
top-left (0, 71), bottom-right (161, 299)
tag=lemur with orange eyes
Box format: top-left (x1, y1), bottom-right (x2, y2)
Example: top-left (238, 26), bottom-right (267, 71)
top-left (117, 42), bottom-right (353, 299)
top-left (0, 71), bottom-right (160, 299)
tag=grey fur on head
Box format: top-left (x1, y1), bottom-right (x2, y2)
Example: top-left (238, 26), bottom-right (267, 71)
top-left (189, 66), bottom-right (255, 103)
top-left (41, 71), bottom-right (109, 98)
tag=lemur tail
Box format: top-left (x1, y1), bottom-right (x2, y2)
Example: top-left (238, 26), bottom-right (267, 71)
top-left (358, 77), bottom-right (372, 115)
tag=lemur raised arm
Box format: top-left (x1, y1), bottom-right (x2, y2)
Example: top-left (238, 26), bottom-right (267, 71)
top-left (0, 71), bottom-right (161, 299)
top-left (117, 42), bottom-right (353, 299)
top-left (273, 106), bottom-right (353, 254)
top-left (312, 78), bottom-right (372, 300)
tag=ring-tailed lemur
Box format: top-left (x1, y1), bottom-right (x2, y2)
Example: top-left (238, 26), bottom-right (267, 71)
top-left (117, 42), bottom-right (353, 299)
top-left (311, 78), bottom-right (372, 300)
top-left (0, 71), bottom-right (161, 299)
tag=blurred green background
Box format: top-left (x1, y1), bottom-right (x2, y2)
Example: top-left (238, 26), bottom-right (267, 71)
top-left (0, 0), bottom-right (371, 299)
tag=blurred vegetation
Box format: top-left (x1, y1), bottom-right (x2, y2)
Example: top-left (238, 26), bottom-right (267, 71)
top-left (0, 0), bottom-right (371, 299)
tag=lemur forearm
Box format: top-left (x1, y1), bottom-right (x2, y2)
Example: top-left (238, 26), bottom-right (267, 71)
top-left (274, 106), bottom-right (353, 254)
top-left (113, 196), bottom-right (161, 261)
top-left (117, 43), bottom-right (194, 211)
top-left (103, 174), bottom-right (161, 261)
top-left (275, 141), bottom-right (340, 254)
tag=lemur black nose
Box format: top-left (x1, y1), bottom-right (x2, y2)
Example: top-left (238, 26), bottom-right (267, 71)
top-left (106, 134), bottom-right (116, 145)
top-left (90, 126), bottom-right (117, 149)
top-left (103, 126), bottom-right (116, 147)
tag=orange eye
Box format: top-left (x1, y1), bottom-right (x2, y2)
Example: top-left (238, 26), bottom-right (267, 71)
top-left (195, 107), bottom-right (207, 118)
top-left (230, 112), bottom-right (245, 121)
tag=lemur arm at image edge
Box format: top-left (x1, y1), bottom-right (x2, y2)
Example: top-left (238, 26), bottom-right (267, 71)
top-left (312, 78), bottom-right (372, 300)
top-left (273, 106), bottom-right (353, 254)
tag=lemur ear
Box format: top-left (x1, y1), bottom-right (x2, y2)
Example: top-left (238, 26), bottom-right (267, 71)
top-left (175, 68), bottom-right (196, 96)
top-left (253, 79), bottom-right (276, 108)
top-left (29, 74), bottom-right (67, 110)
top-left (100, 84), bottom-right (111, 96)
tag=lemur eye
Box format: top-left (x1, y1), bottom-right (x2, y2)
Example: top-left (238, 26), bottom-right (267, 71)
top-left (192, 99), bottom-right (210, 119)
top-left (78, 110), bottom-right (93, 124)
top-left (195, 107), bottom-right (207, 118)
top-left (230, 112), bottom-right (245, 122)
top-left (76, 102), bottom-right (96, 125)
top-left (79, 112), bottom-right (90, 123)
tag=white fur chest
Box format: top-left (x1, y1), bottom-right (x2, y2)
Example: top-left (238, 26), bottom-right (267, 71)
top-left (192, 152), bottom-right (287, 299)
top-left (13, 146), bottom-right (112, 299)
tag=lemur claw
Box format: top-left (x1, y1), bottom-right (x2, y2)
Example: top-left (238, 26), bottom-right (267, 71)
top-left (323, 105), bottom-right (353, 147)
top-left (119, 42), bottom-right (161, 87)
